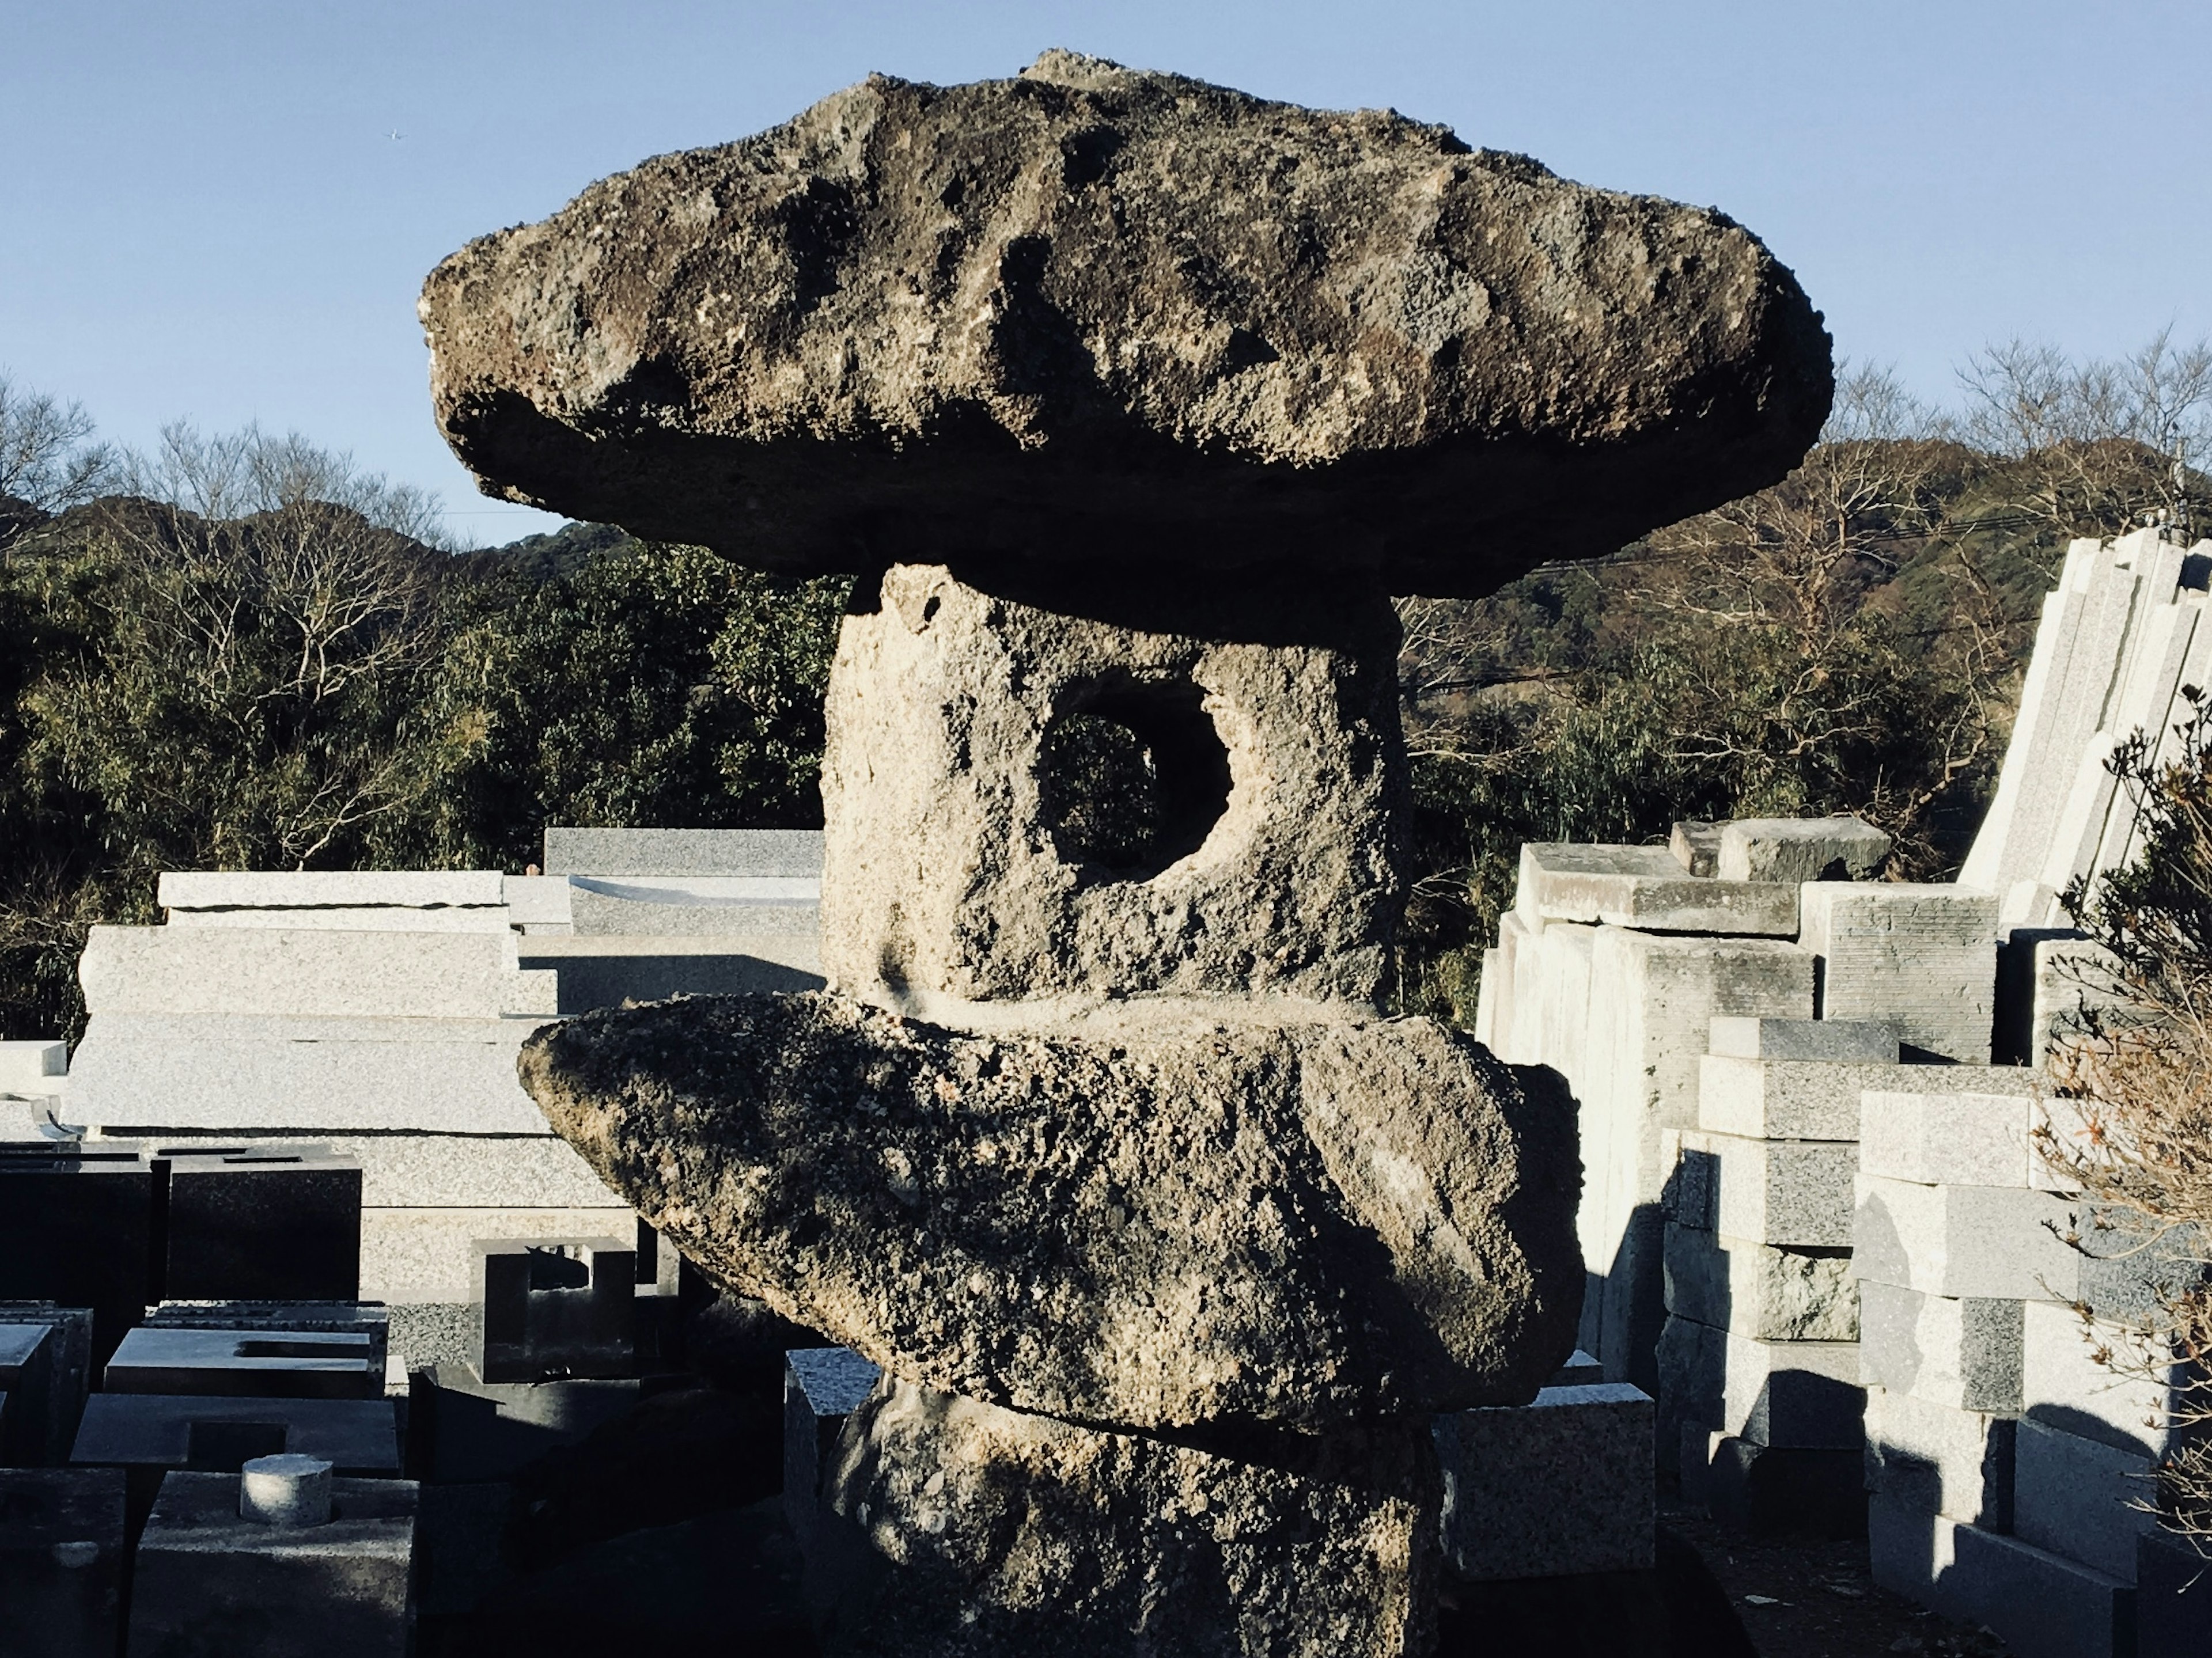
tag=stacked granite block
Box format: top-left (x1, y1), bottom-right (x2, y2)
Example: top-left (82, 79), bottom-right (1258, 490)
top-left (1476, 832), bottom-right (1844, 1387)
top-left (59, 829), bottom-right (824, 1365)
top-left (1853, 1083), bottom-right (2180, 1658)
top-left (1659, 1015), bottom-right (1890, 1531)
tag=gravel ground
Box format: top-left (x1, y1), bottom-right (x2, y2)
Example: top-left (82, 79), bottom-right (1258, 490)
top-left (1663, 1505), bottom-right (2013, 1657)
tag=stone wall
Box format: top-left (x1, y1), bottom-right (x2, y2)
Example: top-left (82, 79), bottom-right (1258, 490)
top-left (1476, 525), bottom-right (2212, 1655)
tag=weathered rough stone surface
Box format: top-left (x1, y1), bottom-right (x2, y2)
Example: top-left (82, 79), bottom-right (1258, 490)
top-left (1662, 1223), bottom-right (1858, 1343)
top-left (520, 991), bottom-right (1581, 1429)
top-left (1716, 816), bottom-right (1890, 885)
top-left (823, 565), bottom-right (1403, 1004)
top-left (812, 1376), bottom-right (1437, 1657)
top-left (422, 51), bottom-right (1832, 596)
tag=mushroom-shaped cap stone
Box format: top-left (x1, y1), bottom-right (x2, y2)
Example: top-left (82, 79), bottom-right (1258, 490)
top-left (423, 50), bottom-right (1831, 598)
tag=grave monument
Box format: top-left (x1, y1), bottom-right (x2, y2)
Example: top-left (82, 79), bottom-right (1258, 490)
top-left (422, 51), bottom-right (1831, 1652)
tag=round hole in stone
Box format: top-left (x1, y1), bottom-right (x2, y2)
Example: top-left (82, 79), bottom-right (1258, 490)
top-left (1039, 680), bottom-right (1232, 878)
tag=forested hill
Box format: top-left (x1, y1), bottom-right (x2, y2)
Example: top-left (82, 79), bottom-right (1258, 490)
top-left (0, 486), bottom-right (846, 1040)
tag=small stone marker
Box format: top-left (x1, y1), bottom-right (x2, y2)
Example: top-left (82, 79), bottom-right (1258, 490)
top-left (239, 1452), bottom-right (332, 1526)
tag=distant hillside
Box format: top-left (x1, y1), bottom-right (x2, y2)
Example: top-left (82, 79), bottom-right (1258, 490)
top-left (468, 519), bottom-right (639, 580)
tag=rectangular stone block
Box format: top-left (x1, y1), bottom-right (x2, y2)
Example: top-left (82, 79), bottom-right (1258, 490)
top-left (785, 1347), bottom-right (883, 1554)
top-left (1852, 1174), bottom-right (2079, 1301)
top-left (162, 1133), bottom-right (620, 1211)
top-left (0, 1466), bottom-right (124, 1658)
top-left (543, 825), bottom-right (825, 877)
top-left (1435, 1382), bottom-right (1655, 1580)
top-left (1870, 1493), bottom-right (2137, 1658)
top-left (1694, 1055), bottom-right (2029, 1143)
top-left (1478, 910), bottom-right (1535, 1062)
top-left (128, 1469), bottom-right (415, 1657)
top-left (0, 1144), bottom-right (152, 1363)
top-left (1471, 946), bottom-right (1503, 1049)
top-left (65, 1013), bottom-right (555, 1134)
top-left (1862, 1384), bottom-right (2015, 1528)
top-left (159, 1145), bottom-right (362, 1303)
top-left (159, 868), bottom-right (507, 912)
top-left (1798, 882), bottom-right (2000, 1063)
top-left (1857, 1280), bottom-right (2022, 1413)
top-left (70, 1393), bottom-right (400, 1476)
top-left (361, 1206), bottom-right (636, 1305)
top-left (0, 1041), bottom-right (66, 1095)
top-left (1963, 535), bottom-right (2152, 912)
top-left (411, 1364), bottom-right (643, 1484)
top-left (1514, 843), bottom-right (1798, 935)
top-left (1505, 920), bottom-right (1597, 1094)
top-left (2066, 1206), bottom-right (2212, 1321)
top-left (1696, 1053), bottom-right (1879, 1140)
top-left (146, 1132), bottom-right (616, 1214)
top-left (167, 904), bottom-right (516, 933)
top-left (475, 1236), bottom-right (634, 1383)
top-left (565, 875), bottom-right (821, 938)
top-left (2022, 1298), bottom-right (2186, 1458)
top-left (1661, 1224), bottom-right (1856, 1341)
top-left (516, 935), bottom-right (825, 1010)
top-left (1994, 927), bottom-right (2122, 1066)
top-left (145, 1300), bottom-right (389, 1376)
top-left (1859, 1088), bottom-right (2042, 1187)
top-left (1656, 1316), bottom-right (1861, 1450)
top-left (501, 872), bottom-right (575, 929)
top-left (1718, 816), bottom-right (1891, 885)
top-left (2014, 1416), bottom-right (2156, 1583)
top-left (1, 1329), bottom-right (75, 1474)
top-left (1707, 1015), bottom-right (1900, 1063)
top-left (414, 1481), bottom-right (514, 1618)
top-left (1583, 928), bottom-right (1814, 1387)
top-left (1670, 1130), bottom-right (1857, 1248)
top-left (78, 924), bottom-right (558, 1019)
top-left (1963, 1511), bottom-right (2146, 1658)
top-left (104, 1326), bottom-right (382, 1401)
top-left (0, 1308), bottom-right (91, 1471)
top-left (1957, 540), bottom-right (2099, 896)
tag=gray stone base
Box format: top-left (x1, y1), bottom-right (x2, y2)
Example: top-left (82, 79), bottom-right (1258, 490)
top-left (1436, 1383), bottom-right (1654, 1579)
top-left (813, 1377), bottom-right (1437, 1656)
top-left (1870, 1492), bottom-right (2135, 1658)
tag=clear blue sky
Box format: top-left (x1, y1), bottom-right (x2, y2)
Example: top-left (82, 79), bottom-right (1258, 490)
top-left (6, 1), bottom-right (2209, 544)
